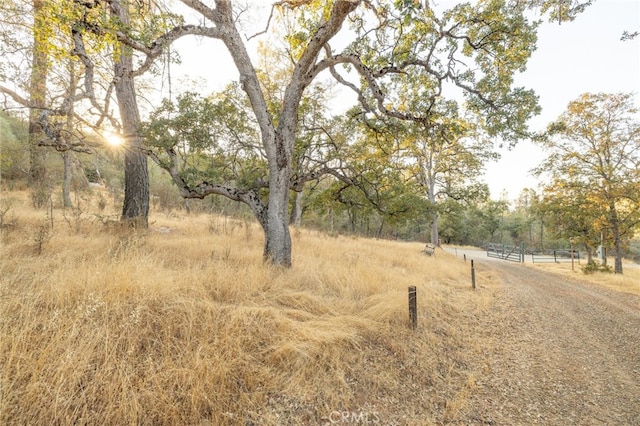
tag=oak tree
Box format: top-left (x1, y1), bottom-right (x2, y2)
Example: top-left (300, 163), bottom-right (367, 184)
top-left (138, 0), bottom-right (581, 266)
top-left (536, 93), bottom-right (640, 273)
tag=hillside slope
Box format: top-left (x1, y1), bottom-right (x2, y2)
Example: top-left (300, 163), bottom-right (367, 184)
top-left (1, 191), bottom-right (492, 425)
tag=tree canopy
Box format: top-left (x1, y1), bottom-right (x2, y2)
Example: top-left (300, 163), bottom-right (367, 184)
top-left (138, 0), bottom-right (574, 265)
top-left (535, 92), bottom-right (640, 273)
top-left (1, 0), bottom-right (596, 266)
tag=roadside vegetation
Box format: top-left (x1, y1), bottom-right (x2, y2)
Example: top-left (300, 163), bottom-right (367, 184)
top-left (2, 184), bottom-right (635, 424)
top-left (526, 260), bottom-right (640, 297)
top-left (1, 189), bottom-right (494, 425)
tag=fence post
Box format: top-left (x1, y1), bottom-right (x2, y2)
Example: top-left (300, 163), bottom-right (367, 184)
top-left (471, 260), bottom-right (476, 290)
top-left (408, 286), bottom-right (417, 330)
top-left (570, 241), bottom-right (575, 271)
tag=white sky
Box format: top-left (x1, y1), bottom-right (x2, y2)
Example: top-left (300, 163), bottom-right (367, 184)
top-left (169, 0), bottom-right (640, 202)
top-left (485, 0), bottom-right (640, 201)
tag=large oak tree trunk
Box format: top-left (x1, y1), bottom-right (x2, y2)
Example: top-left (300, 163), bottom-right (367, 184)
top-left (112, 0), bottom-right (149, 227)
top-left (428, 178), bottom-right (439, 246)
top-left (28, 0), bottom-right (48, 188)
top-left (430, 211), bottom-right (439, 246)
top-left (28, 123), bottom-right (47, 186)
top-left (609, 203), bottom-right (623, 274)
top-left (196, 0), bottom-right (357, 267)
top-left (120, 143), bottom-right (149, 226)
top-left (62, 151), bottom-right (73, 208)
top-left (264, 156), bottom-right (292, 266)
top-left (62, 63), bottom-right (76, 209)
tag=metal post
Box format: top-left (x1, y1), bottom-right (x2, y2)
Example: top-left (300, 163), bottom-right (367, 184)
top-left (471, 259), bottom-right (476, 290)
top-left (408, 286), bottom-right (417, 330)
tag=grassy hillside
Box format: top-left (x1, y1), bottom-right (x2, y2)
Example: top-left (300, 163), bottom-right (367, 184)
top-left (0, 190), bottom-right (494, 425)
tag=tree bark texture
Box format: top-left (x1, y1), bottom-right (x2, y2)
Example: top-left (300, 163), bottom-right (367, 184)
top-left (112, 0), bottom-right (149, 227)
top-left (27, 0), bottom-right (48, 187)
top-left (62, 151), bottom-right (73, 207)
top-left (264, 162), bottom-right (292, 266)
top-left (426, 158), bottom-right (439, 246)
top-left (62, 63), bottom-right (76, 209)
top-left (431, 211), bottom-right (440, 247)
top-left (290, 191), bottom-right (304, 227)
top-left (609, 202), bottom-right (623, 274)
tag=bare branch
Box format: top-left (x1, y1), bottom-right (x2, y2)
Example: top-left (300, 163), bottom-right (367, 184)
top-left (245, 3), bottom-right (276, 41)
top-left (37, 110), bottom-right (94, 154)
top-left (621, 30), bottom-right (639, 41)
top-left (0, 85), bottom-right (32, 108)
top-left (117, 25), bottom-right (223, 56)
top-left (70, 29), bottom-right (119, 128)
top-left (179, 0), bottom-right (218, 22)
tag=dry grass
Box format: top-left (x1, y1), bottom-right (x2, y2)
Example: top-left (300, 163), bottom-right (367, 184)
top-left (1, 190), bottom-right (495, 425)
top-left (527, 260), bottom-right (640, 297)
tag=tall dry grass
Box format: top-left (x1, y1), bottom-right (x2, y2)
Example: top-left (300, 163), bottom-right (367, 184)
top-left (528, 260), bottom-right (640, 296)
top-left (1, 190), bottom-right (493, 425)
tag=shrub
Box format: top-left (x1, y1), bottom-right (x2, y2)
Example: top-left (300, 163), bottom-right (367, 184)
top-left (581, 261), bottom-right (613, 274)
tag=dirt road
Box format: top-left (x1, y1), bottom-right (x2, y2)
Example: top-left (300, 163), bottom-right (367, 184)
top-left (462, 256), bottom-right (640, 425)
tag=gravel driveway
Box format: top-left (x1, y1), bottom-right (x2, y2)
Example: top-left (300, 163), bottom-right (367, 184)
top-left (461, 256), bottom-right (640, 425)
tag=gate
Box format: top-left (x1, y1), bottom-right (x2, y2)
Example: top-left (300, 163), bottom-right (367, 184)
top-left (486, 242), bottom-right (525, 263)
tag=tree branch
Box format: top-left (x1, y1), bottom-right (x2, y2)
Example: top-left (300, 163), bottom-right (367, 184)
top-left (147, 147), bottom-right (268, 228)
top-left (245, 3), bottom-right (276, 41)
top-left (70, 29), bottom-right (119, 129)
top-left (0, 85), bottom-right (31, 107)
